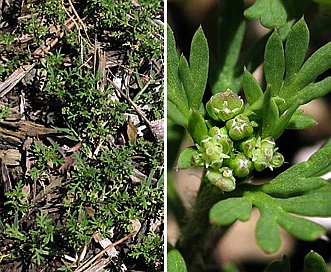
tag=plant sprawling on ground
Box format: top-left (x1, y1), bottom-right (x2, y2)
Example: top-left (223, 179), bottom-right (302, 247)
top-left (0, 0), bottom-right (163, 271)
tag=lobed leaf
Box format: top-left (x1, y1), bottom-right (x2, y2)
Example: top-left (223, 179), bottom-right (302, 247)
top-left (284, 18), bottom-right (310, 83)
top-left (167, 25), bottom-right (190, 127)
top-left (261, 177), bottom-right (325, 197)
top-left (275, 185), bottom-right (331, 217)
top-left (178, 55), bottom-right (195, 109)
top-left (264, 31), bottom-right (285, 96)
top-left (188, 109), bottom-right (209, 144)
top-left (286, 110), bottom-right (317, 130)
top-left (266, 139), bottom-right (331, 183)
top-left (189, 27), bottom-right (209, 109)
top-left (244, 0), bottom-right (287, 29)
top-left (210, 0), bottom-right (246, 94)
top-left (261, 88), bottom-right (279, 138)
top-left (167, 100), bottom-right (189, 128)
top-left (209, 197), bottom-right (252, 226)
top-left (256, 208), bottom-right (281, 254)
top-left (277, 212), bottom-right (325, 241)
top-left (243, 70), bottom-right (263, 105)
top-left (281, 42), bottom-right (331, 100)
top-left (167, 249), bottom-right (188, 272)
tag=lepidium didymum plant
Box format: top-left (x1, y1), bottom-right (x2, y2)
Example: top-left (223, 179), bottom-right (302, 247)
top-left (167, 1), bottom-right (331, 271)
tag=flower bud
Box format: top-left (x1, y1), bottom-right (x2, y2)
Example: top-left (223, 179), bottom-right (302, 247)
top-left (271, 152), bottom-right (284, 168)
top-left (239, 137), bottom-right (257, 158)
top-left (206, 167), bottom-right (236, 191)
top-left (251, 137), bottom-right (284, 171)
top-left (206, 89), bottom-right (244, 122)
top-left (226, 115), bottom-right (254, 140)
top-left (226, 153), bottom-right (254, 178)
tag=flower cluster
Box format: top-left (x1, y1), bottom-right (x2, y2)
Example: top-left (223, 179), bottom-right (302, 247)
top-left (193, 89), bottom-right (284, 191)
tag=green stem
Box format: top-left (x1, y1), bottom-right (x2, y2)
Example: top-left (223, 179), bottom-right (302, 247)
top-left (177, 174), bottom-right (226, 271)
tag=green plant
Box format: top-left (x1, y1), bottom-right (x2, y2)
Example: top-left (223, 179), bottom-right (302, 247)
top-left (168, 1), bottom-right (331, 270)
top-left (0, 0), bottom-right (163, 270)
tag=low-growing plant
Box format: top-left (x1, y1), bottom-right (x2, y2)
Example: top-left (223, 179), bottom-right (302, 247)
top-left (168, 0), bottom-right (331, 271)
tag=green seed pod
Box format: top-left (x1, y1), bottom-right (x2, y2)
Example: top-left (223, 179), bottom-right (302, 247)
top-left (206, 167), bottom-right (236, 191)
top-left (226, 115), bottom-right (254, 140)
top-left (206, 89), bottom-right (244, 122)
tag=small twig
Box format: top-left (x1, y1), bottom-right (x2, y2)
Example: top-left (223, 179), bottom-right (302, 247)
top-left (0, 64), bottom-right (35, 97)
top-left (108, 78), bottom-right (151, 127)
top-left (74, 231), bottom-right (137, 272)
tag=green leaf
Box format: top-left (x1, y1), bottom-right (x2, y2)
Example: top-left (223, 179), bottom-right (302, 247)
top-left (264, 255), bottom-right (291, 272)
top-left (281, 42), bottom-right (331, 100)
top-left (287, 110), bottom-right (317, 130)
top-left (188, 109), bottom-right (208, 144)
top-left (167, 249), bottom-right (188, 272)
top-left (261, 177), bottom-right (325, 198)
top-left (189, 27), bottom-right (209, 109)
top-left (261, 88), bottom-right (279, 138)
top-left (177, 146), bottom-right (198, 170)
top-left (244, 0), bottom-right (287, 29)
top-left (272, 101), bottom-right (299, 139)
top-left (284, 18), bottom-right (310, 83)
top-left (277, 212), bottom-right (325, 241)
top-left (167, 100), bottom-right (189, 128)
top-left (209, 0), bottom-right (246, 94)
top-left (267, 139), bottom-right (331, 182)
top-left (276, 185), bottom-right (331, 217)
top-left (243, 70), bottom-right (263, 105)
top-left (167, 25), bottom-right (190, 126)
top-left (256, 208), bottom-right (281, 254)
top-left (178, 55), bottom-right (195, 108)
top-left (304, 251), bottom-right (327, 272)
top-left (264, 31), bottom-right (285, 96)
top-left (209, 197), bottom-right (252, 226)
top-left (280, 76), bottom-right (331, 113)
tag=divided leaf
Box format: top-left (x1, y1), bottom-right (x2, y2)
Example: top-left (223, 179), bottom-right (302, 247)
top-left (209, 197), bottom-right (252, 226)
top-left (256, 208), bottom-right (281, 254)
top-left (167, 25), bottom-right (190, 127)
top-left (243, 70), bottom-right (263, 105)
top-left (209, 0), bottom-right (246, 94)
top-left (244, 0), bottom-right (287, 29)
top-left (286, 110), bottom-right (317, 130)
top-left (284, 18), bottom-right (309, 83)
top-left (264, 31), bottom-right (285, 96)
top-left (189, 27), bottom-right (209, 109)
top-left (188, 109), bottom-right (209, 144)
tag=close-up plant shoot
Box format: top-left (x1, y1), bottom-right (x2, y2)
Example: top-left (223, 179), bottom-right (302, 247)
top-left (168, 0), bottom-right (331, 271)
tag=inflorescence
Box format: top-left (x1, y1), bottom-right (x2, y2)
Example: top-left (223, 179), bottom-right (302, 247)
top-left (191, 89), bottom-right (284, 191)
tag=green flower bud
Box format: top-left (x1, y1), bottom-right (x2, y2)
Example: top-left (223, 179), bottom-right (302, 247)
top-left (197, 136), bottom-right (230, 169)
top-left (192, 153), bottom-right (205, 167)
top-left (270, 152), bottom-right (284, 168)
top-left (206, 89), bottom-right (244, 122)
top-left (208, 126), bottom-right (228, 138)
top-left (227, 153), bottom-right (254, 178)
top-left (226, 115), bottom-right (254, 140)
top-left (239, 137), bottom-right (257, 158)
top-left (251, 137), bottom-right (284, 171)
top-left (206, 167), bottom-right (236, 191)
